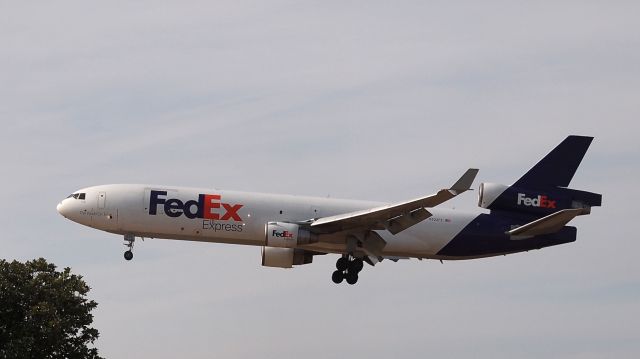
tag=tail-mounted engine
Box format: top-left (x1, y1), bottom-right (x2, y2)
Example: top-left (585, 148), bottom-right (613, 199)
top-left (478, 182), bottom-right (602, 216)
top-left (478, 136), bottom-right (602, 217)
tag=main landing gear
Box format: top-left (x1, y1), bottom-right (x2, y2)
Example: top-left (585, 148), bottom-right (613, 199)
top-left (332, 255), bottom-right (364, 285)
top-left (123, 234), bottom-right (135, 261)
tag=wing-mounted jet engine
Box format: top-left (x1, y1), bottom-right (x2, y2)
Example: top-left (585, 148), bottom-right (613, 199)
top-left (260, 222), bottom-right (319, 268)
top-left (261, 247), bottom-right (315, 268)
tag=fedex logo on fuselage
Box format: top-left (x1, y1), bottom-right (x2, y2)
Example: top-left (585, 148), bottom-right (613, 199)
top-left (149, 190), bottom-right (243, 221)
top-left (517, 193), bottom-right (556, 209)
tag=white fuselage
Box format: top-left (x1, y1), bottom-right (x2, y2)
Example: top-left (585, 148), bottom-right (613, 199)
top-left (57, 184), bottom-right (478, 259)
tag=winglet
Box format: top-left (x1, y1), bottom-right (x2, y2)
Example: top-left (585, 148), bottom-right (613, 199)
top-left (450, 168), bottom-right (479, 194)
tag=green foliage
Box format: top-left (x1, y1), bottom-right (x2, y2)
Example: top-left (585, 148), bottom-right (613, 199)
top-left (0, 258), bottom-right (102, 358)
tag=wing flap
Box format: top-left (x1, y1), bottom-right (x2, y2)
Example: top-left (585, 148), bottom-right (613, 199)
top-left (387, 207), bottom-right (432, 235)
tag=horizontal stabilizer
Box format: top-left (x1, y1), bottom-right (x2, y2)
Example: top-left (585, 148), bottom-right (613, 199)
top-left (507, 208), bottom-right (584, 238)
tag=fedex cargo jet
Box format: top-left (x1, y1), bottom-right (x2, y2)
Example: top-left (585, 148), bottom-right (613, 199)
top-left (57, 136), bottom-right (602, 285)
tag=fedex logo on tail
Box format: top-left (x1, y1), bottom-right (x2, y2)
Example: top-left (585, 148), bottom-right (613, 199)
top-left (149, 190), bottom-right (243, 221)
top-left (517, 193), bottom-right (556, 209)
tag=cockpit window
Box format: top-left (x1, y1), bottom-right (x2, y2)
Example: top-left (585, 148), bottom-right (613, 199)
top-left (67, 194), bottom-right (74, 198)
top-left (67, 193), bottom-right (86, 200)
top-left (78, 193), bottom-right (85, 200)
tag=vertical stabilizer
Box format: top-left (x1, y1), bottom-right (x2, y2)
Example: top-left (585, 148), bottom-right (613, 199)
top-left (478, 135), bottom-right (601, 217)
top-left (513, 135), bottom-right (593, 189)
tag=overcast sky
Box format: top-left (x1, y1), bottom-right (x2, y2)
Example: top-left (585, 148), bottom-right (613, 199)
top-left (1, 1), bottom-right (639, 358)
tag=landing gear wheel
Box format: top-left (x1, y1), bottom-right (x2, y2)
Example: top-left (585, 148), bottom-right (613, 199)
top-left (123, 234), bottom-right (135, 261)
top-left (336, 257), bottom-right (349, 271)
top-left (124, 250), bottom-right (133, 261)
top-left (349, 258), bottom-right (364, 273)
top-left (345, 272), bottom-right (358, 285)
top-left (333, 254), bottom-right (364, 284)
top-left (331, 270), bottom-right (344, 284)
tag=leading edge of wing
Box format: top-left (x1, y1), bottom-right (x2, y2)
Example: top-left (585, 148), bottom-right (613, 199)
top-left (310, 168), bottom-right (479, 234)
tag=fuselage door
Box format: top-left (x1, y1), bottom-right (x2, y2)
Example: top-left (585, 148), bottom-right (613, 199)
top-left (98, 192), bottom-right (106, 209)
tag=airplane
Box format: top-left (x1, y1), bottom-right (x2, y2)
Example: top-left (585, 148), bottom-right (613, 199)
top-left (57, 135), bottom-right (602, 285)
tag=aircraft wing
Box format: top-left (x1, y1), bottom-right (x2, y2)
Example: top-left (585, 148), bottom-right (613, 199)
top-left (310, 168), bottom-right (479, 235)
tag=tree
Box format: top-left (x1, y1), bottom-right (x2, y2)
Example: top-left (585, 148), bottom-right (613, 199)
top-left (0, 258), bottom-right (102, 358)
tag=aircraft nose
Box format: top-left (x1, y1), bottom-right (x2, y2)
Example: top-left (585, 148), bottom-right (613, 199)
top-left (57, 201), bottom-right (67, 217)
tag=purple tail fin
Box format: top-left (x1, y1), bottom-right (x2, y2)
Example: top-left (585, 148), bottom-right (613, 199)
top-left (513, 135), bottom-right (593, 189)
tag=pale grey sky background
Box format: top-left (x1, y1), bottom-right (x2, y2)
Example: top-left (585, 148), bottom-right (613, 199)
top-left (1, 1), bottom-right (639, 358)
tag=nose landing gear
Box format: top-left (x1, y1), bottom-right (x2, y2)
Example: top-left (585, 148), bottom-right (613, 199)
top-left (332, 255), bottom-right (364, 285)
top-left (123, 234), bottom-right (135, 261)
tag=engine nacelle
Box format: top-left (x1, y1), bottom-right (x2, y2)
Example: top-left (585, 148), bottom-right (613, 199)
top-left (264, 222), bottom-right (318, 248)
top-left (478, 182), bottom-right (602, 216)
top-left (261, 247), bottom-right (314, 268)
